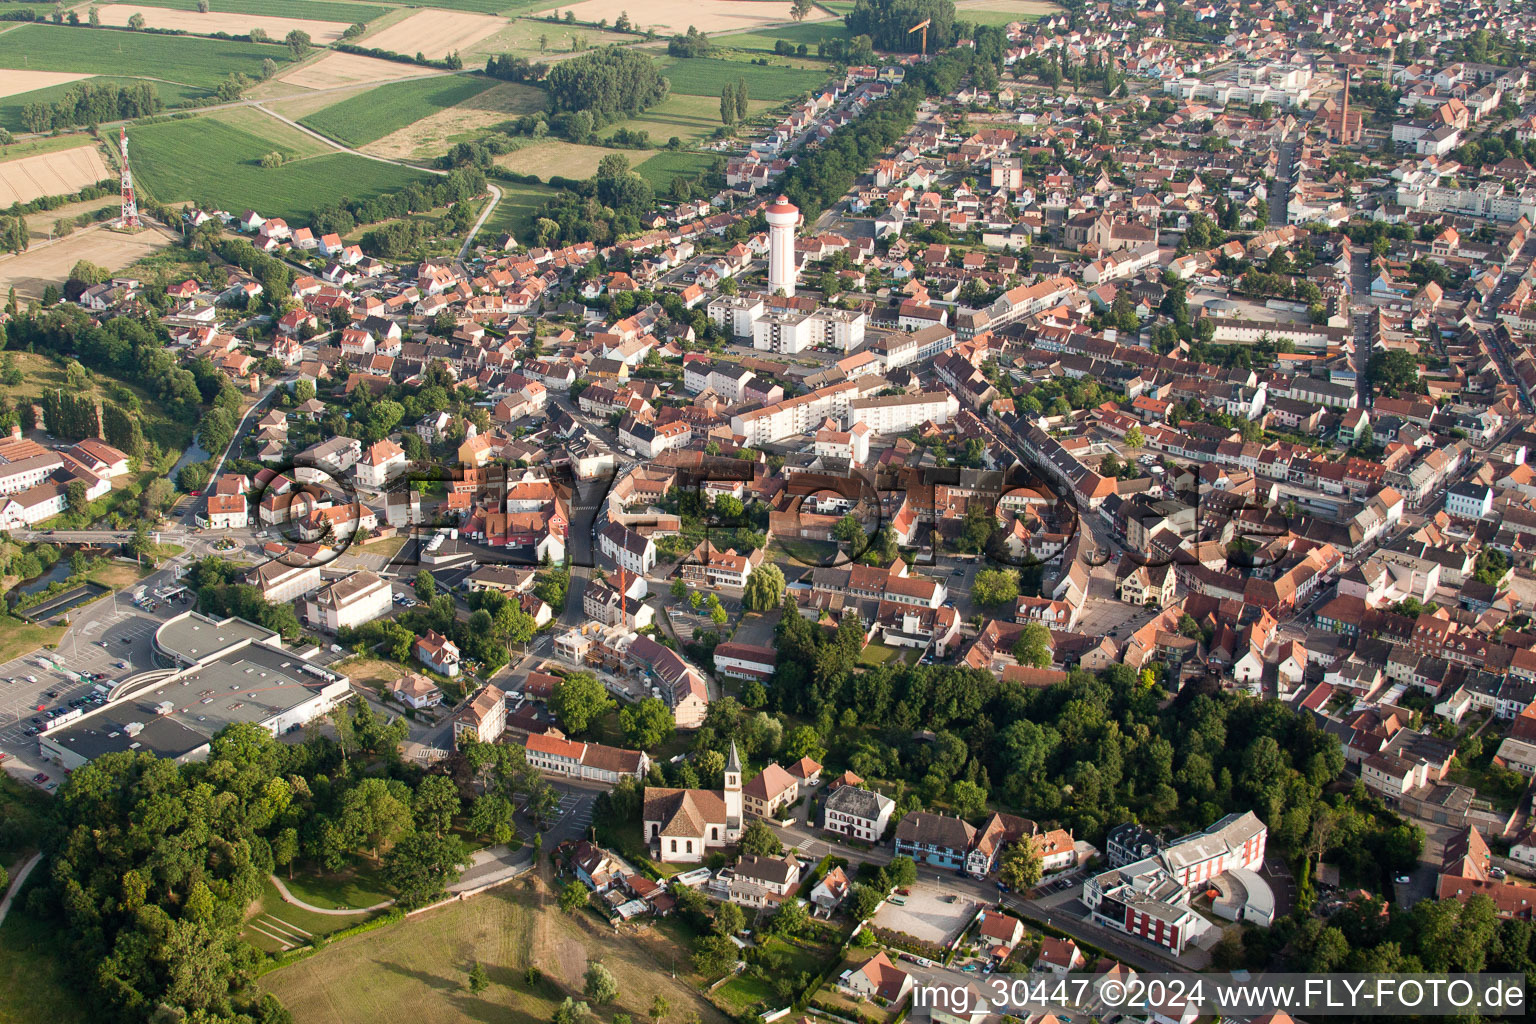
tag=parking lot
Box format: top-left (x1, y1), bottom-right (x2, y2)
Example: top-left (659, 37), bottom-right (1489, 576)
top-left (870, 880), bottom-right (980, 946)
top-left (0, 593), bottom-right (185, 768)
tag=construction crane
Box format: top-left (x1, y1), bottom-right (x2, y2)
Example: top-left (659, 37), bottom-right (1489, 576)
top-left (908, 18), bottom-right (930, 56)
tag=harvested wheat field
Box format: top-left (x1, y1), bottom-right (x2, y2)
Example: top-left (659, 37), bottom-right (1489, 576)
top-left (0, 69), bottom-right (92, 100)
top-left (0, 143), bottom-right (111, 208)
top-left (0, 225), bottom-right (172, 299)
top-left (93, 4), bottom-right (352, 43)
top-left (495, 140), bottom-right (630, 180)
top-left (362, 81), bottom-right (544, 160)
top-left (361, 10), bottom-right (507, 59)
top-left (548, 0), bottom-right (797, 35)
top-left (278, 50), bottom-right (432, 90)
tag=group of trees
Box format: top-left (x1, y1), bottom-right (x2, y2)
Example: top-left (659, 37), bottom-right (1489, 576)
top-left (184, 557), bottom-right (304, 637)
top-left (33, 708), bottom-right (491, 1024)
top-left (843, 0), bottom-right (957, 52)
top-left (718, 76), bottom-right (749, 127)
top-left (484, 54), bottom-right (549, 82)
top-left (545, 47), bottom-right (670, 124)
top-left (768, 603), bottom-right (1409, 889)
top-left (8, 306), bottom-right (215, 450)
top-left (304, 165), bottom-right (487, 240)
top-left (666, 25), bottom-right (711, 57)
top-left (0, 214), bottom-right (27, 254)
top-left (18, 80), bottom-right (161, 133)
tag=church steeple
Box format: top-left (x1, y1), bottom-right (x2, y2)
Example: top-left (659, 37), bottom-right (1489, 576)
top-left (723, 739), bottom-right (743, 831)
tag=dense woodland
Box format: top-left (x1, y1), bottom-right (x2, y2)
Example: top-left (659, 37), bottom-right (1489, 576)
top-left (844, 0), bottom-right (959, 53)
top-left (760, 603), bottom-right (1420, 898)
top-left (544, 47), bottom-right (670, 123)
top-left (29, 714), bottom-right (486, 1023)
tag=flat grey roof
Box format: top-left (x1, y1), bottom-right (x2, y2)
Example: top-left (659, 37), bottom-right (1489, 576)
top-left (45, 635), bottom-right (341, 763)
top-left (157, 612), bottom-right (277, 663)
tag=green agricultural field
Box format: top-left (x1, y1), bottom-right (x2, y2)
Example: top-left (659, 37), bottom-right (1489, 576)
top-left (0, 76), bottom-right (207, 133)
top-left (634, 149), bottom-right (714, 191)
top-left (119, 0), bottom-right (391, 21)
top-left (818, 0), bottom-right (856, 13)
top-left (300, 74), bottom-right (500, 147)
top-left (660, 56), bottom-right (833, 102)
top-left (599, 93), bottom-right (769, 146)
top-left (0, 25), bottom-right (291, 91)
top-left (953, 0), bottom-right (1061, 25)
top-left (129, 115), bottom-right (435, 222)
top-left (713, 18), bottom-right (851, 53)
top-left (956, 7), bottom-right (1050, 25)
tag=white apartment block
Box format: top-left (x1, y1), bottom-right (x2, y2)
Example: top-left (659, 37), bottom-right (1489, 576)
top-left (847, 391), bottom-right (959, 435)
top-left (303, 571), bottom-right (393, 632)
top-left (731, 379), bottom-right (864, 445)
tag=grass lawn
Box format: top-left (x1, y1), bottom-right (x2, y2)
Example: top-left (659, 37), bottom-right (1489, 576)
top-left (716, 934), bottom-right (834, 1012)
top-left (131, 0), bottom-right (391, 21)
top-left (130, 115), bottom-right (436, 223)
top-left (245, 878), bottom-right (386, 954)
top-left (598, 92), bottom-right (760, 146)
top-left (856, 641), bottom-right (903, 667)
top-left (0, 774), bottom-right (51, 863)
top-left (713, 19), bottom-right (851, 53)
top-left (6, 350), bottom-right (192, 454)
top-left (86, 561), bottom-right (150, 590)
top-left (0, 902), bottom-right (91, 1024)
top-left (300, 74), bottom-right (500, 147)
top-left (0, 24), bottom-right (293, 91)
top-left (480, 180), bottom-right (560, 239)
top-left (358, 534), bottom-right (407, 558)
top-left (260, 880), bottom-right (727, 1024)
top-left (0, 75), bottom-right (207, 133)
top-left (282, 859), bottom-right (395, 910)
top-left (635, 149), bottom-right (715, 190)
top-left (770, 536), bottom-right (840, 570)
top-left (660, 56), bottom-right (834, 102)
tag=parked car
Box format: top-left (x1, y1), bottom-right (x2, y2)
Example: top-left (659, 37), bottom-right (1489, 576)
top-left (31, 773), bottom-right (47, 784)
top-left (1394, 874), bottom-right (1411, 884)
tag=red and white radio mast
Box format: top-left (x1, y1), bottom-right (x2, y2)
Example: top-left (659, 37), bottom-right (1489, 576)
top-left (118, 127), bottom-right (139, 228)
